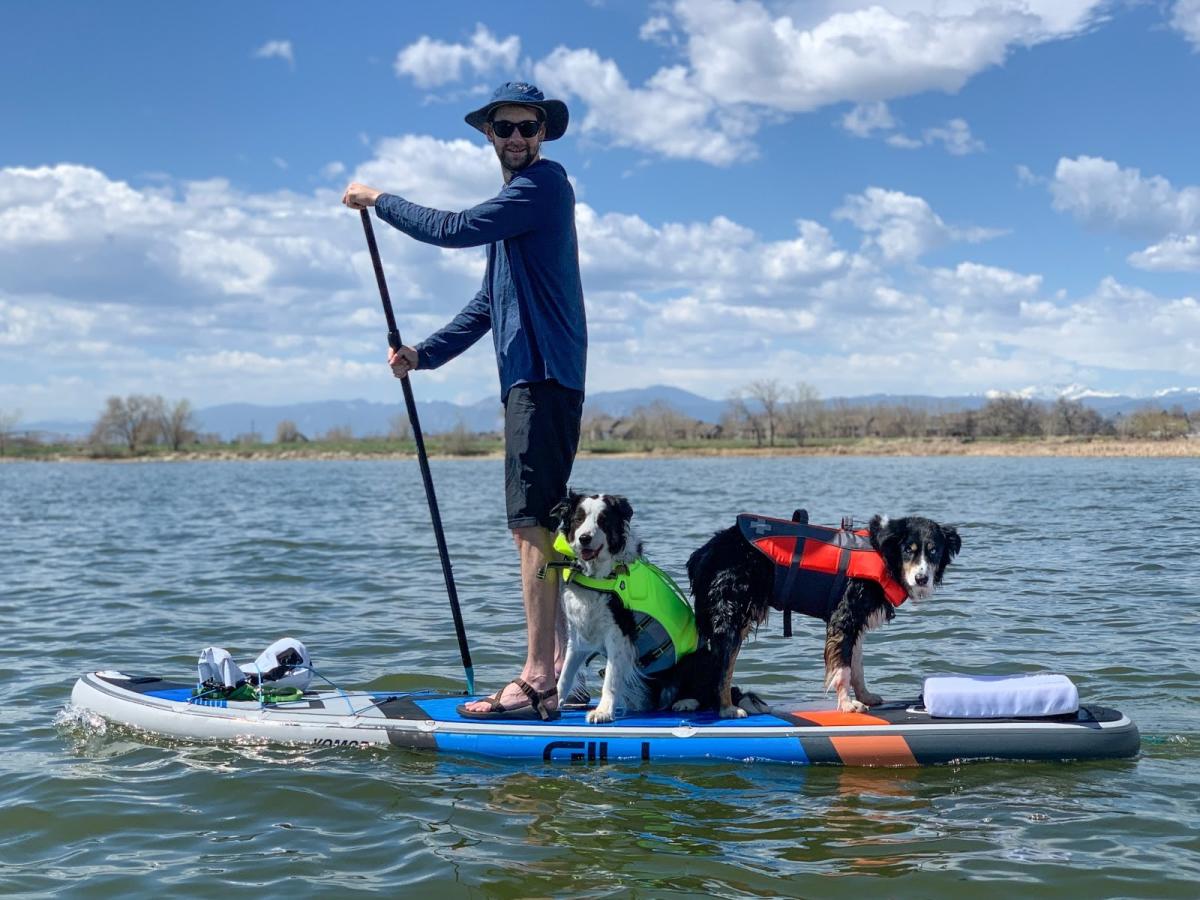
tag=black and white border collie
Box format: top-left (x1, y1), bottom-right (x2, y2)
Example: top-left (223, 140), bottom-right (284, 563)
top-left (684, 514), bottom-right (961, 716)
top-left (551, 491), bottom-right (654, 724)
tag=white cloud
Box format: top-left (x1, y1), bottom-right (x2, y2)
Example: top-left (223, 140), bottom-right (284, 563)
top-left (841, 101), bottom-right (895, 137)
top-left (534, 48), bottom-right (755, 166)
top-left (834, 187), bottom-right (1000, 262)
top-left (1016, 164), bottom-right (1043, 186)
top-left (394, 24), bottom-right (519, 88)
top-left (639, 15), bottom-right (677, 45)
top-left (673, 0), bottom-right (1105, 111)
top-left (0, 164), bottom-right (172, 244)
top-left (1007, 277), bottom-right (1200, 375)
top-left (0, 297), bottom-right (96, 347)
top-left (575, 205), bottom-right (847, 296)
top-left (922, 118), bottom-right (985, 155)
top-left (1128, 234), bottom-right (1200, 272)
top-left (1172, 0), bottom-right (1200, 50)
top-left (850, 110), bottom-right (984, 155)
top-left (253, 40), bottom-right (294, 68)
top-left (172, 230), bottom-right (276, 295)
top-left (659, 295), bottom-right (818, 334)
top-left (885, 133), bottom-right (924, 150)
top-left (929, 262), bottom-right (1043, 309)
top-left (1050, 155), bottom-right (1200, 238)
top-left (384, 2), bottom-right (1097, 167)
top-left (3, 148), bottom-right (1195, 420)
top-left (351, 135), bottom-right (501, 210)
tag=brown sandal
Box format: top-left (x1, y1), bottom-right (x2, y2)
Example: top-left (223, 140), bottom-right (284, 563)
top-left (456, 678), bottom-right (560, 721)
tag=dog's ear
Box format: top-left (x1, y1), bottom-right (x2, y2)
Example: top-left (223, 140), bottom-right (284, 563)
top-left (549, 490), bottom-right (581, 530)
top-left (941, 525), bottom-right (962, 560)
top-left (610, 494), bottom-right (634, 523)
top-left (933, 523), bottom-right (961, 584)
top-left (868, 514), bottom-right (898, 552)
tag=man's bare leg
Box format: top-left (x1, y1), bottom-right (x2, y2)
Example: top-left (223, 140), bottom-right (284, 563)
top-left (463, 525), bottom-right (561, 713)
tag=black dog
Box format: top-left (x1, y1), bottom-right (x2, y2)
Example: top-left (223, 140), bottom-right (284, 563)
top-left (681, 513), bottom-right (961, 717)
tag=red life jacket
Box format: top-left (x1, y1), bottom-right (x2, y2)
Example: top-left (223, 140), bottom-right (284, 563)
top-left (737, 513), bottom-right (908, 624)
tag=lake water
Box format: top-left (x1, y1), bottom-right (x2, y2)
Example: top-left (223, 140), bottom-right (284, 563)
top-left (2, 455), bottom-right (1198, 897)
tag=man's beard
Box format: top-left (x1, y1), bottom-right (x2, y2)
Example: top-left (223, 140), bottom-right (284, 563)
top-left (497, 143), bottom-right (536, 174)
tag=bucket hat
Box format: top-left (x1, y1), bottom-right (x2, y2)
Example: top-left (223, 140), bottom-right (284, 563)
top-left (465, 82), bottom-right (569, 141)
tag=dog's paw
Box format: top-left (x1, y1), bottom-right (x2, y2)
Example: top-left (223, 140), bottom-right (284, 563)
top-left (856, 691), bottom-right (883, 708)
top-left (719, 705), bottom-right (749, 719)
top-left (737, 691), bottom-right (771, 715)
top-left (586, 707), bottom-right (615, 724)
top-left (837, 698), bottom-right (870, 714)
top-left (671, 698), bottom-right (700, 712)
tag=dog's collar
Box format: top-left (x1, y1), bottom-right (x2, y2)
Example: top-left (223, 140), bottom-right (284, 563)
top-left (550, 532), bottom-right (633, 583)
top-left (543, 558), bottom-right (629, 585)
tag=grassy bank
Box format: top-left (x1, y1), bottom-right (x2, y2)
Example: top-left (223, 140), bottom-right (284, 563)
top-left (3, 434), bottom-right (1198, 462)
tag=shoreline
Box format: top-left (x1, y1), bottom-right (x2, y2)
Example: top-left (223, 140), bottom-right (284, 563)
top-left (3, 436), bottom-right (1198, 462)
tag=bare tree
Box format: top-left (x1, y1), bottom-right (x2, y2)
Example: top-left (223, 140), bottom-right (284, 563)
top-left (580, 409), bottom-right (615, 442)
top-left (826, 399), bottom-right (869, 439)
top-left (276, 419), bottom-right (302, 443)
top-left (642, 400), bottom-right (693, 443)
top-left (387, 414), bottom-right (412, 442)
top-left (871, 403), bottom-right (929, 438)
top-left (781, 382), bottom-right (821, 446)
top-left (622, 407), bottom-right (654, 444)
top-left (91, 395), bottom-right (163, 452)
top-left (1124, 405), bottom-right (1190, 439)
top-left (438, 421), bottom-right (483, 455)
top-left (746, 379), bottom-right (785, 447)
top-left (322, 425), bottom-right (354, 442)
top-left (159, 398), bottom-right (197, 450)
top-left (1046, 398), bottom-right (1108, 437)
top-left (940, 408), bottom-right (978, 438)
top-left (727, 392), bottom-right (765, 447)
top-left (0, 408), bottom-right (20, 456)
top-left (976, 396), bottom-right (1044, 437)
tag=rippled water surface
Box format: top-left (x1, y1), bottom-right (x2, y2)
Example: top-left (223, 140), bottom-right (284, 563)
top-left (3, 456), bottom-right (1198, 897)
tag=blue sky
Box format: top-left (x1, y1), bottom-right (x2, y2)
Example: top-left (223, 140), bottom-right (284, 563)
top-left (2, 0), bottom-right (1199, 423)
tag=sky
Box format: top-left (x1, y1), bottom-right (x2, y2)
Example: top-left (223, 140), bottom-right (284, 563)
top-left (2, 0), bottom-right (1199, 423)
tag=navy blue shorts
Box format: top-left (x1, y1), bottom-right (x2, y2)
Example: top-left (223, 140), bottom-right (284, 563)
top-left (503, 381), bottom-right (583, 530)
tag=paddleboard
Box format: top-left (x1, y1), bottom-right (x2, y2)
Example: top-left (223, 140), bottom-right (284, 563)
top-left (70, 671), bottom-right (1139, 766)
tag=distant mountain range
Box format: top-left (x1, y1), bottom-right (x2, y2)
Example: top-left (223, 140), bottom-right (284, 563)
top-left (22, 384), bottom-right (1200, 441)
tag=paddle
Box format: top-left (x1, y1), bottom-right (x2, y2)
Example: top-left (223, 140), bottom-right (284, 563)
top-left (358, 209), bottom-right (475, 695)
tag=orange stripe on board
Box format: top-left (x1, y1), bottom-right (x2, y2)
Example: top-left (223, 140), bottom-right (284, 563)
top-left (829, 735), bottom-right (917, 767)
top-left (795, 710), bottom-right (891, 726)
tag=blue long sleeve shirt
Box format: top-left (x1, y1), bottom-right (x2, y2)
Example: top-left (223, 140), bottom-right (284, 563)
top-left (373, 159), bottom-right (587, 402)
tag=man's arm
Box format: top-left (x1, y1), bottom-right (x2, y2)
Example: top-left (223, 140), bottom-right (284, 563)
top-left (413, 287), bottom-right (492, 370)
top-left (344, 179), bottom-right (545, 249)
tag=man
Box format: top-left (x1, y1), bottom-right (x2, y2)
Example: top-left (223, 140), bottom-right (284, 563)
top-left (343, 82), bottom-right (586, 721)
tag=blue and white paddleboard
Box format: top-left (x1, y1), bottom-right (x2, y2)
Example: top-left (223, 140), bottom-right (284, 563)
top-left (70, 671), bottom-right (1139, 766)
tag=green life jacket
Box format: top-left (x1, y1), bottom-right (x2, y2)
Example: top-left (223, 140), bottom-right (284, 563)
top-left (552, 533), bottom-right (699, 675)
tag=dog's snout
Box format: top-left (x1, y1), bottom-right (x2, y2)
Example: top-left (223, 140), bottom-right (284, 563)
top-left (915, 572), bottom-right (929, 586)
top-left (577, 533), bottom-right (592, 547)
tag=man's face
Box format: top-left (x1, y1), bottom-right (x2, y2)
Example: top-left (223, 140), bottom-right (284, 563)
top-left (486, 104), bottom-right (544, 174)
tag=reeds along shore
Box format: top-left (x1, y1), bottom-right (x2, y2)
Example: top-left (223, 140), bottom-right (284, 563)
top-left (4, 435), bottom-right (1198, 462)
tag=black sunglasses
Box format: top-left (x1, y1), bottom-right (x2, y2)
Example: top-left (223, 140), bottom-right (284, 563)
top-left (490, 119), bottom-right (542, 139)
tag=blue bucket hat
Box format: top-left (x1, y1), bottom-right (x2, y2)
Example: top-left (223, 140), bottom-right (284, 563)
top-left (465, 82), bottom-right (569, 142)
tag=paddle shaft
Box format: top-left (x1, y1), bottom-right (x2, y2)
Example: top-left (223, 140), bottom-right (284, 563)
top-left (359, 209), bottom-right (475, 694)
